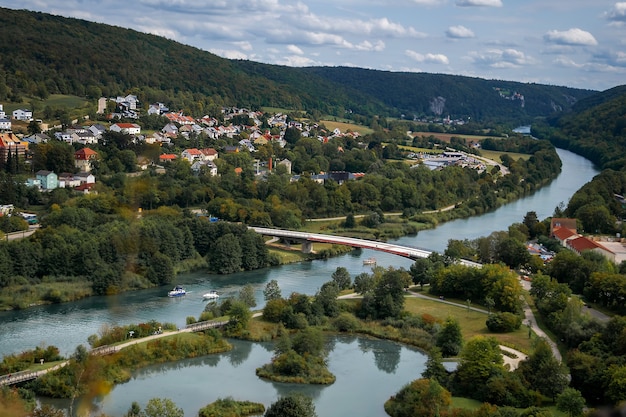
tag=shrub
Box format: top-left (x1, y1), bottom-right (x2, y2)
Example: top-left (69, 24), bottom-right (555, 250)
top-left (332, 312), bottom-right (359, 332)
top-left (486, 312), bottom-right (522, 333)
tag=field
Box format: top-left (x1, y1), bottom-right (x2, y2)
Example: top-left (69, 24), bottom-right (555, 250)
top-left (479, 149), bottom-right (531, 162)
top-left (403, 294), bottom-right (533, 354)
top-left (319, 119), bottom-right (374, 136)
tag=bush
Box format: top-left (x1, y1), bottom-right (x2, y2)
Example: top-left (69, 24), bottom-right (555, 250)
top-left (332, 312), bottom-right (359, 332)
top-left (486, 312), bottom-right (522, 333)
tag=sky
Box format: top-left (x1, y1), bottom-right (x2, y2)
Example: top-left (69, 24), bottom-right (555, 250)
top-left (3, 1), bottom-right (626, 91)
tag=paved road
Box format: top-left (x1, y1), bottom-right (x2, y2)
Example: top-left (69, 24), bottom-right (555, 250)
top-left (4, 224), bottom-right (39, 241)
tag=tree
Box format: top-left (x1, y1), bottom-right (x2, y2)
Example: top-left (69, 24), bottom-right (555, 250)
top-left (210, 233), bottom-right (242, 274)
top-left (33, 405), bottom-right (65, 417)
top-left (353, 272), bottom-right (375, 294)
top-left (410, 258), bottom-right (434, 289)
top-left (225, 300), bottom-right (252, 333)
top-left (384, 378), bottom-right (451, 417)
top-left (454, 336), bottom-right (505, 398)
top-left (331, 266), bottom-right (351, 290)
top-left (436, 317), bottom-right (463, 357)
top-left (238, 283), bottom-right (257, 308)
top-left (264, 393), bottom-right (317, 417)
top-left (143, 398), bottom-right (184, 417)
top-left (556, 387), bottom-right (586, 417)
top-left (263, 279), bottom-right (282, 301)
top-left (422, 347), bottom-right (449, 386)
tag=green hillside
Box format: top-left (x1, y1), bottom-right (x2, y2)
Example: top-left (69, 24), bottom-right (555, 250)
top-left (0, 7), bottom-right (597, 123)
top-left (533, 85), bottom-right (626, 170)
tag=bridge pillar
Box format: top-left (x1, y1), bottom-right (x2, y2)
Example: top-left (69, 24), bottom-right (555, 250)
top-left (302, 241), bottom-right (312, 254)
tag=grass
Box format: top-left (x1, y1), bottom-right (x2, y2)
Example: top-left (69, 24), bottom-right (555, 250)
top-left (403, 295), bottom-right (533, 353)
top-left (319, 119), bottom-right (374, 136)
top-left (479, 149), bottom-right (531, 162)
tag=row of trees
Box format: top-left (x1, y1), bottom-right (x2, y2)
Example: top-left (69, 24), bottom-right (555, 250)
top-left (0, 195), bottom-right (274, 303)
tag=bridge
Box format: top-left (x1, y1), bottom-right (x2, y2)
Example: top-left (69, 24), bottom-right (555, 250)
top-left (0, 319), bottom-right (229, 386)
top-left (250, 227), bottom-right (481, 268)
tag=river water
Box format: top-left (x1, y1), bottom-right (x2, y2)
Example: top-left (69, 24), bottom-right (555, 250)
top-left (0, 147), bottom-right (599, 416)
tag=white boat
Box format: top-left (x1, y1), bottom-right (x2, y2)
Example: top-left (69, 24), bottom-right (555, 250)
top-left (363, 257), bottom-right (377, 265)
top-left (168, 285), bottom-right (186, 297)
top-left (202, 290), bottom-right (220, 300)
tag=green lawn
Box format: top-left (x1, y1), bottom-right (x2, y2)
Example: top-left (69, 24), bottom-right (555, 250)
top-left (404, 295), bottom-right (533, 353)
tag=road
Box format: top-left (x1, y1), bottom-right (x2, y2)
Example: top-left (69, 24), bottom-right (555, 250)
top-left (4, 224), bottom-right (39, 241)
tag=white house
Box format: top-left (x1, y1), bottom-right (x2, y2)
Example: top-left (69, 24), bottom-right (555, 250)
top-left (110, 123), bottom-right (141, 135)
top-left (12, 109), bottom-right (33, 121)
top-left (0, 117), bottom-right (10, 131)
top-left (191, 160), bottom-right (218, 176)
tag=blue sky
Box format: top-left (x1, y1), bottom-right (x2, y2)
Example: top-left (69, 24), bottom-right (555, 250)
top-left (3, 0), bottom-right (625, 91)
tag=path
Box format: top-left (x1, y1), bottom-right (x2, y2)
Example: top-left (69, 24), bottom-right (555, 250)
top-left (340, 290), bottom-right (531, 370)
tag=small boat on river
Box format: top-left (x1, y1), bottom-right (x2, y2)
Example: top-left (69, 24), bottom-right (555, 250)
top-left (168, 285), bottom-right (186, 297)
top-left (202, 290), bottom-right (220, 300)
top-left (363, 257), bottom-right (377, 265)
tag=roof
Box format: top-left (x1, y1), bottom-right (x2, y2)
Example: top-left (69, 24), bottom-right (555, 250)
top-left (183, 148), bottom-right (202, 155)
top-left (74, 148), bottom-right (98, 159)
top-left (552, 227), bottom-right (578, 241)
top-left (568, 236), bottom-right (609, 253)
top-left (159, 154), bottom-right (177, 160)
top-left (551, 218), bottom-right (577, 234)
top-left (113, 123), bottom-right (139, 129)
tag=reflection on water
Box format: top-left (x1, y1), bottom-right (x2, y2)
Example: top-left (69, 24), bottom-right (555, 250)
top-left (41, 336), bottom-right (427, 417)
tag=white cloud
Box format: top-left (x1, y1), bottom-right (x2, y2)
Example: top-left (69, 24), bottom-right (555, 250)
top-left (287, 44), bottom-right (304, 55)
top-left (544, 28), bottom-right (598, 46)
top-left (446, 25), bottom-right (475, 38)
top-left (468, 48), bottom-right (535, 68)
top-left (234, 41), bottom-right (253, 51)
top-left (405, 50), bottom-right (449, 64)
top-left (605, 2), bottom-right (626, 23)
top-left (410, 0), bottom-right (447, 5)
top-left (275, 55), bottom-right (319, 67)
top-left (208, 48), bottom-right (248, 60)
top-left (456, 0), bottom-right (502, 7)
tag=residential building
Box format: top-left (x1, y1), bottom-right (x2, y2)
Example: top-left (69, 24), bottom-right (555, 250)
top-left (0, 117), bottom-right (10, 131)
top-left (36, 170), bottom-right (58, 190)
top-left (12, 109), bottom-right (32, 121)
top-left (0, 133), bottom-right (28, 164)
top-left (75, 148), bottom-right (99, 172)
top-left (110, 123), bottom-right (141, 135)
top-left (191, 160), bottom-right (218, 176)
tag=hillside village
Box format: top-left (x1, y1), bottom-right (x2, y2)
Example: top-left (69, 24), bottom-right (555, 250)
top-left (0, 95), bottom-right (493, 196)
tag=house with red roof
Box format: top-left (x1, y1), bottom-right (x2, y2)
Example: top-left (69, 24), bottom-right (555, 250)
top-left (74, 148), bottom-right (98, 172)
top-left (181, 148), bottom-right (203, 163)
top-left (567, 236), bottom-right (616, 262)
top-left (552, 226), bottom-right (579, 247)
top-left (110, 123), bottom-right (141, 135)
top-left (159, 154), bottom-right (177, 163)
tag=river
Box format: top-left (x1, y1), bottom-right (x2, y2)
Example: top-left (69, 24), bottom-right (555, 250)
top-left (0, 147), bottom-right (599, 416)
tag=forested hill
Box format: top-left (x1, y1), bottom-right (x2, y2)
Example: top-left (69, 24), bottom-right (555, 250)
top-left (0, 7), bottom-right (595, 123)
top-left (533, 85), bottom-right (626, 170)
top-left (300, 66), bottom-right (595, 123)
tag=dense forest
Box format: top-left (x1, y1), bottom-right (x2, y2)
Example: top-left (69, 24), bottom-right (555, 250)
top-left (533, 85), bottom-right (626, 170)
top-left (0, 7), bottom-right (595, 124)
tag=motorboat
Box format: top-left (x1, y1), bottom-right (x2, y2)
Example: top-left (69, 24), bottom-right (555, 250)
top-left (202, 290), bottom-right (220, 300)
top-left (363, 257), bottom-right (377, 265)
top-left (168, 285), bottom-right (186, 297)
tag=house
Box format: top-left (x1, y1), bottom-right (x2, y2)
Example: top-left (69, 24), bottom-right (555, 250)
top-left (58, 173), bottom-right (82, 188)
top-left (147, 102), bottom-right (169, 115)
top-left (89, 124), bottom-right (107, 138)
top-left (74, 172), bottom-right (96, 184)
top-left (224, 145), bottom-right (240, 154)
top-left (12, 109), bottom-right (32, 121)
top-left (110, 123), bottom-right (141, 135)
top-left (159, 154), bottom-right (177, 163)
top-left (567, 236), bottom-right (616, 263)
top-left (552, 227), bottom-right (579, 247)
top-left (191, 160), bottom-right (218, 176)
top-left (181, 148), bottom-right (203, 163)
top-left (55, 131), bottom-right (78, 144)
top-left (162, 123), bottom-right (179, 136)
top-left (115, 95), bottom-right (139, 110)
top-left (75, 182), bottom-right (96, 194)
top-left (550, 218), bottom-right (577, 236)
top-left (0, 133), bottom-right (28, 164)
top-left (74, 148), bottom-right (98, 172)
top-left (0, 117), bottom-right (10, 131)
top-left (200, 148), bottom-right (218, 161)
top-left (75, 131), bottom-right (98, 145)
top-left (36, 170), bottom-right (58, 190)
top-left (24, 133), bottom-right (50, 144)
top-left (164, 112), bottom-right (195, 125)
